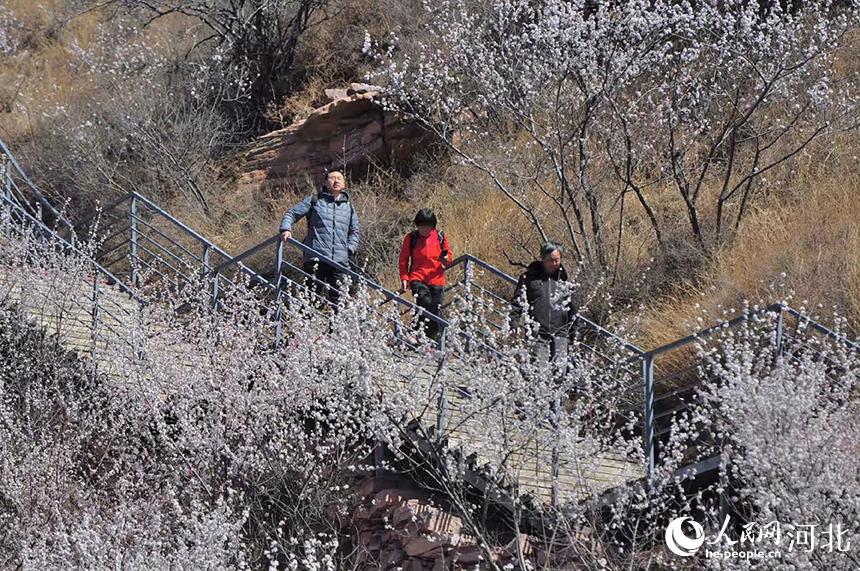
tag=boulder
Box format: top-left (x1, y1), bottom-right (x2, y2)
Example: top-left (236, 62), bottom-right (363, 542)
top-left (324, 88), bottom-right (349, 101)
top-left (379, 546), bottom-right (405, 568)
top-left (391, 500), bottom-right (464, 535)
top-left (404, 532), bottom-right (475, 558)
top-left (238, 87), bottom-right (434, 196)
top-left (404, 534), bottom-right (446, 557)
top-left (402, 558), bottom-right (428, 571)
top-left (392, 499), bottom-right (424, 528)
top-left (369, 488), bottom-right (409, 517)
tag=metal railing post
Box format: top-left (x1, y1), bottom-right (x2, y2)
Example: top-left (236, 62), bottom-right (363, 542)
top-left (436, 329), bottom-right (448, 439)
top-left (1, 155), bottom-right (10, 236)
top-left (642, 353), bottom-right (655, 481)
top-left (273, 239), bottom-right (284, 349)
top-left (129, 195), bottom-right (139, 287)
top-left (463, 257), bottom-right (473, 296)
top-left (90, 271), bottom-right (100, 377)
top-left (436, 387), bottom-right (447, 436)
top-left (550, 393), bottom-right (561, 510)
top-left (202, 244), bottom-right (211, 274)
top-left (211, 272), bottom-right (220, 309)
top-left (463, 257), bottom-right (473, 352)
top-left (774, 305), bottom-right (784, 359)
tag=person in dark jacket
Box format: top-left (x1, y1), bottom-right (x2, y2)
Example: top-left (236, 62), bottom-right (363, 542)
top-left (280, 170), bottom-right (360, 306)
top-left (512, 241), bottom-right (576, 375)
top-left (398, 208), bottom-right (453, 339)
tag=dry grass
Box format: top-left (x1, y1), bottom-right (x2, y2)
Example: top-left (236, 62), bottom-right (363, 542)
top-left (0, 3), bottom-right (198, 139)
top-left (638, 139), bottom-right (860, 349)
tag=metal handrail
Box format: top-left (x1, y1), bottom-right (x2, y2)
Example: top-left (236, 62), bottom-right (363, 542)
top-left (0, 193), bottom-right (143, 304)
top-left (4, 148), bottom-right (644, 359)
top-left (447, 253), bottom-right (647, 356)
top-left (448, 253), bottom-right (518, 284)
top-left (635, 301), bottom-right (859, 480)
top-left (130, 192), bottom-right (230, 256)
top-left (129, 213), bottom-right (204, 264)
top-left (211, 234), bottom-right (521, 360)
top-left (71, 190), bottom-right (495, 354)
top-left (0, 140), bottom-right (637, 507)
top-left (70, 193), bottom-right (134, 231)
top-left (784, 306), bottom-right (860, 352)
top-left (639, 303), bottom-right (860, 376)
top-left (209, 234), bottom-right (278, 277)
top-left (211, 233), bottom-right (452, 329)
top-left (0, 137), bottom-right (74, 233)
top-left (67, 190), bottom-right (277, 296)
top-left (644, 303), bottom-right (782, 358)
top-left (575, 314), bottom-right (645, 356)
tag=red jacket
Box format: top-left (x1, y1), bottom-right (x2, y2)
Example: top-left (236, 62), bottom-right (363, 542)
top-left (399, 229), bottom-right (453, 286)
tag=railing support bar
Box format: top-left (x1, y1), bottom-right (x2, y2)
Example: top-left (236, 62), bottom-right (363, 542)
top-left (130, 195), bottom-right (139, 287)
top-left (463, 257), bottom-right (473, 353)
top-left (273, 239), bottom-right (284, 349)
top-left (436, 356), bottom-right (448, 438)
top-left (90, 270), bottom-right (100, 378)
top-left (211, 273), bottom-right (220, 309)
top-left (642, 354), bottom-right (655, 481)
top-left (550, 393), bottom-right (561, 510)
top-left (1, 156), bottom-right (10, 237)
top-left (201, 244), bottom-right (211, 275)
top-left (774, 305), bottom-right (784, 359)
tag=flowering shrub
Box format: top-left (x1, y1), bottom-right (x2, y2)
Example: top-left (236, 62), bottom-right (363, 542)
top-left (0, 6), bottom-right (20, 56)
top-left (696, 308), bottom-right (860, 569)
top-left (1, 207), bottom-right (859, 569)
top-left (367, 0), bottom-right (860, 270)
top-left (0, 222), bottom-right (391, 568)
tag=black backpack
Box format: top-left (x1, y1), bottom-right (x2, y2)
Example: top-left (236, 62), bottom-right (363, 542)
top-left (409, 229), bottom-right (447, 257)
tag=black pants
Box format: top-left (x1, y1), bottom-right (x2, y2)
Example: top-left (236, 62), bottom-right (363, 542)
top-left (303, 260), bottom-right (347, 307)
top-left (411, 282), bottom-right (445, 338)
top-left (533, 334), bottom-right (570, 382)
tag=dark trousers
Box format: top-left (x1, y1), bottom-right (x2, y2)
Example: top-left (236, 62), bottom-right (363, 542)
top-left (303, 260), bottom-right (346, 307)
top-left (411, 282), bottom-right (445, 338)
top-left (533, 334), bottom-right (570, 383)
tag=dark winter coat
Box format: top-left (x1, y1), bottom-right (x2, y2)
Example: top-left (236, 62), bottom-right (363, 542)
top-left (512, 261), bottom-right (576, 337)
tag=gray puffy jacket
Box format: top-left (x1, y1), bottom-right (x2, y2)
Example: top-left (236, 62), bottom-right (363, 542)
top-left (279, 190), bottom-right (360, 265)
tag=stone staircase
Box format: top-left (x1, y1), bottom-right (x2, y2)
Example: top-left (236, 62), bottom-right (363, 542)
top-left (0, 266), bottom-right (134, 374)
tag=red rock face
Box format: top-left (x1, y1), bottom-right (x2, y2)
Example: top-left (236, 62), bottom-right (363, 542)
top-left (238, 85), bottom-right (434, 197)
top-left (351, 479), bottom-right (542, 570)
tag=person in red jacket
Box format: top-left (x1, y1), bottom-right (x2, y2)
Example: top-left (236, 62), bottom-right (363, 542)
top-left (399, 208), bottom-right (453, 339)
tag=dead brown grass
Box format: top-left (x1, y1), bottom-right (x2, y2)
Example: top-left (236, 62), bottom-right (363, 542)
top-left (637, 139), bottom-right (860, 349)
top-left (0, 3), bottom-right (199, 140)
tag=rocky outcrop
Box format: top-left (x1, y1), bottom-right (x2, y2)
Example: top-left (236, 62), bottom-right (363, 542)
top-left (352, 479), bottom-right (542, 570)
top-left (238, 83), bottom-right (434, 196)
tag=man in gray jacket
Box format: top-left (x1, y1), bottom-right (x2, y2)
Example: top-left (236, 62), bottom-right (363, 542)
top-left (280, 170), bottom-right (360, 306)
